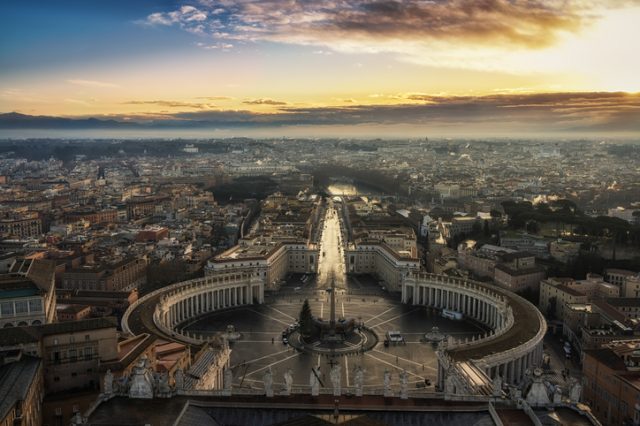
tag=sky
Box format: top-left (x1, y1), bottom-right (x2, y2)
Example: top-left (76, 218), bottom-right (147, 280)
top-left (1, 0), bottom-right (640, 137)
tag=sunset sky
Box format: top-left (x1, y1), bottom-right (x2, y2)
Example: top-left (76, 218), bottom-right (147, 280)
top-left (1, 0), bottom-right (639, 136)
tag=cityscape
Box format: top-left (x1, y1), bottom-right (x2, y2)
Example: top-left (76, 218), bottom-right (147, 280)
top-left (1, 1), bottom-right (640, 426)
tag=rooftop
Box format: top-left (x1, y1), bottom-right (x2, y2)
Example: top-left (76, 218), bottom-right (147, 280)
top-left (0, 355), bottom-right (41, 421)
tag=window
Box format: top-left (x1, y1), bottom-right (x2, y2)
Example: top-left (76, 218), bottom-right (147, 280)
top-left (85, 334), bottom-right (90, 341)
top-left (84, 347), bottom-right (93, 360)
top-left (29, 299), bottom-right (43, 313)
top-left (1, 302), bottom-right (14, 316)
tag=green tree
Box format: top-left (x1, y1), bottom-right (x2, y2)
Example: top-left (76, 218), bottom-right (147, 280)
top-left (526, 220), bottom-right (540, 234)
top-left (299, 299), bottom-right (314, 339)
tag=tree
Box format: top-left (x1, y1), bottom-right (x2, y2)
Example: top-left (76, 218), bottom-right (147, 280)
top-left (483, 220), bottom-right (491, 237)
top-left (299, 299), bottom-right (314, 339)
top-left (526, 220), bottom-right (540, 234)
top-left (471, 221), bottom-right (482, 236)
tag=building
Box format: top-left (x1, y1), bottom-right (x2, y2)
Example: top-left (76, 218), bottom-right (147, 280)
top-left (605, 269), bottom-right (640, 297)
top-left (57, 304), bottom-right (91, 322)
top-left (500, 232), bottom-right (550, 259)
top-left (346, 241), bottom-right (420, 291)
top-left (207, 238), bottom-right (318, 291)
top-left (457, 243), bottom-right (514, 279)
top-left (64, 208), bottom-right (118, 225)
top-left (61, 256), bottom-right (147, 292)
top-left (0, 212), bottom-right (42, 239)
top-left (549, 239), bottom-right (581, 263)
top-left (493, 252), bottom-right (545, 293)
top-left (0, 273), bottom-right (56, 328)
top-left (0, 276), bottom-right (49, 328)
top-left (135, 227), bottom-right (169, 243)
top-left (583, 340), bottom-right (640, 426)
top-left (539, 277), bottom-right (589, 321)
top-left (0, 317), bottom-right (119, 395)
top-left (0, 354), bottom-right (43, 426)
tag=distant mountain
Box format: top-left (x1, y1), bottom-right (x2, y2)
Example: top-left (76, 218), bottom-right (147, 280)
top-left (0, 112), bottom-right (136, 129)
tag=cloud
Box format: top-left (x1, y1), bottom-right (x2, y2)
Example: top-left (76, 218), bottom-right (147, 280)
top-left (242, 98), bottom-right (288, 106)
top-left (5, 92), bottom-right (639, 135)
top-left (67, 79), bottom-right (119, 88)
top-left (196, 96), bottom-right (234, 101)
top-left (143, 1), bottom-right (590, 49)
top-left (196, 41), bottom-right (234, 50)
top-left (140, 1), bottom-right (640, 75)
top-left (144, 5), bottom-right (209, 34)
top-left (122, 100), bottom-right (216, 109)
top-left (162, 91), bottom-right (640, 133)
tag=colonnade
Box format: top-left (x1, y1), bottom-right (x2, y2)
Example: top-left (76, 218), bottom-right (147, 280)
top-left (402, 272), bottom-right (546, 389)
top-left (163, 283), bottom-right (259, 328)
top-left (404, 282), bottom-right (508, 330)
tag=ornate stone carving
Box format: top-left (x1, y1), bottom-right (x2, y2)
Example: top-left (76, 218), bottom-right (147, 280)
top-left (310, 366), bottom-right (320, 397)
top-left (492, 374), bottom-right (503, 396)
top-left (103, 369), bottom-right (113, 395)
top-left (399, 370), bottom-right (409, 399)
top-left (283, 368), bottom-right (293, 396)
top-left (525, 368), bottom-right (551, 407)
top-left (129, 357), bottom-right (154, 399)
top-left (174, 368), bottom-right (184, 391)
top-left (264, 367), bottom-right (274, 397)
top-left (330, 364), bottom-right (341, 396)
top-left (223, 368), bottom-right (233, 395)
top-left (354, 366), bottom-right (364, 397)
top-left (383, 369), bottom-right (392, 397)
top-left (569, 379), bottom-right (582, 404)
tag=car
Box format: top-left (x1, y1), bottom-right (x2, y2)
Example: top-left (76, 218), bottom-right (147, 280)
top-left (294, 286), bottom-right (301, 291)
top-left (282, 337), bottom-right (289, 345)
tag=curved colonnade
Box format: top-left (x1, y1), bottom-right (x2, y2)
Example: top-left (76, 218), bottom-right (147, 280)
top-left (122, 271), bottom-right (264, 345)
top-left (402, 272), bottom-right (547, 390)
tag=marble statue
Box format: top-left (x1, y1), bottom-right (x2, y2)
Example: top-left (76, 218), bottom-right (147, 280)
top-left (569, 379), bottom-right (582, 404)
top-left (310, 366), bottom-right (320, 396)
top-left (492, 374), bottom-right (503, 396)
top-left (553, 386), bottom-right (562, 404)
top-left (156, 371), bottom-right (171, 397)
top-left (445, 375), bottom-right (455, 396)
top-left (103, 369), bottom-right (113, 395)
top-left (128, 357), bottom-right (154, 399)
top-left (383, 369), bottom-right (392, 397)
top-left (264, 367), bottom-right (274, 397)
top-left (223, 368), bottom-right (233, 395)
top-left (399, 370), bottom-right (409, 399)
top-left (354, 366), bottom-right (364, 397)
top-left (283, 368), bottom-right (293, 396)
top-left (174, 368), bottom-right (184, 391)
top-left (525, 368), bottom-right (551, 407)
top-left (71, 412), bottom-right (85, 425)
top-left (330, 364), bottom-right (342, 396)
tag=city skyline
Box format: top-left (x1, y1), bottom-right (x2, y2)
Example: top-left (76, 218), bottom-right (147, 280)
top-left (1, 0), bottom-right (640, 137)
